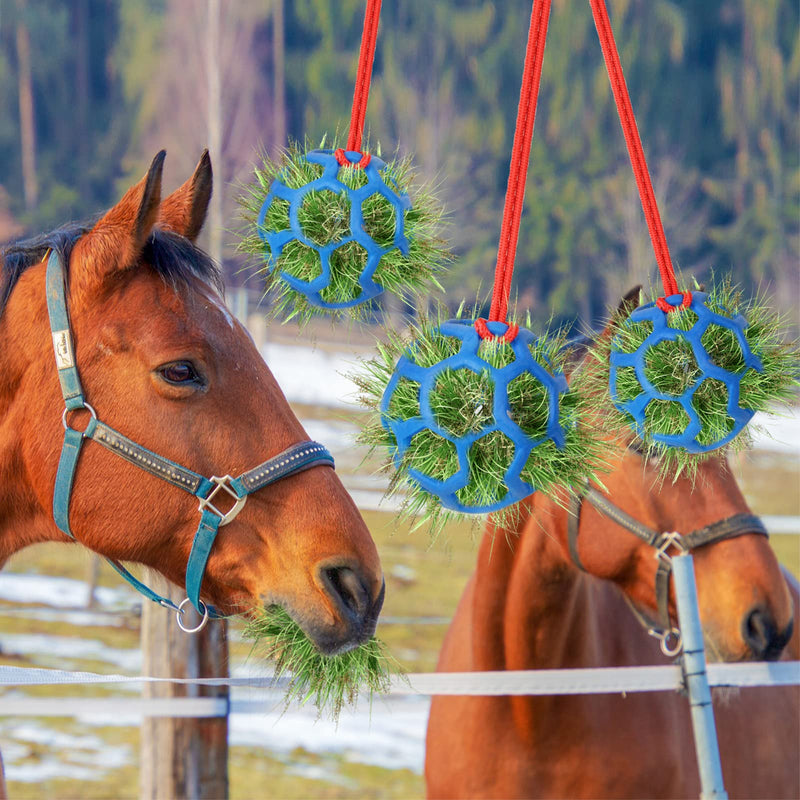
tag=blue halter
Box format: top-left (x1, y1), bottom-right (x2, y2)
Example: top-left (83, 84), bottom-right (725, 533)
top-left (45, 250), bottom-right (334, 632)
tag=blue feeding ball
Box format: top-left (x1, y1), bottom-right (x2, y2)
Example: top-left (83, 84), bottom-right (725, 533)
top-left (379, 318), bottom-right (570, 514)
top-left (609, 291), bottom-right (764, 453)
top-left (257, 148), bottom-right (412, 309)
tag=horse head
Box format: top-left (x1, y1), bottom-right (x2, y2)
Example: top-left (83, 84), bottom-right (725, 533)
top-left (561, 288), bottom-right (793, 662)
top-left (0, 151), bottom-right (384, 654)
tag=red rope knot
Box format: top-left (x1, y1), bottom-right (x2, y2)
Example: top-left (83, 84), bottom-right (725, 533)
top-left (655, 292), bottom-right (693, 314)
top-left (475, 318), bottom-right (519, 343)
top-left (334, 148), bottom-right (372, 169)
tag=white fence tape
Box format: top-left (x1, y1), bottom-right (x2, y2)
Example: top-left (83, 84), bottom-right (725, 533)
top-left (0, 697), bottom-right (229, 718)
top-left (761, 516), bottom-right (800, 534)
top-left (0, 662), bottom-right (797, 718)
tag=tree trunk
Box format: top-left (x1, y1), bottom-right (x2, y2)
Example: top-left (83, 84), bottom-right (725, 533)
top-left (74, 0), bottom-right (90, 200)
top-left (15, 10), bottom-right (37, 213)
top-left (272, 0), bottom-right (286, 150)
top-left (139, 573), bottom-right (229, 800)
top-left (206, 0), bottom-right (223, 270)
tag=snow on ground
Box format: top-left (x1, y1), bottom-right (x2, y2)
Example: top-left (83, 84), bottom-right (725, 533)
top-left (0, 720), bottom-right (131, 783)
top-left (263, 341), bottom-right (362, 409)
top-left (227, 692), bottom-right (429, 773)
top-left (750, 410), bottom-right (800, 456)
top-left (0, 633), bottom-right (141, 673)
top-left (0, 573), bottom-right (136, 610)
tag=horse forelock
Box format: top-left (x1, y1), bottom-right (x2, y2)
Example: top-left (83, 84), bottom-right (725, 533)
top-left (0, 222), bottom-right (222, 317)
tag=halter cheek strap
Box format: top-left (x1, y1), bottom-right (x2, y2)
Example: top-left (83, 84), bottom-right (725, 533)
top-left (45, 250), bottom-right (335, 629)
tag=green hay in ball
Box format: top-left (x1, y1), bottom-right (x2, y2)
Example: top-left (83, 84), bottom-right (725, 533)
top-left (583, 279), bottom-right (799, 482)
top-left (351, 302), bottom-right (607, 537)
top-left (238, 137), bottom-right (451, 324)
top-left (243, 606), bottom-right (398, 719)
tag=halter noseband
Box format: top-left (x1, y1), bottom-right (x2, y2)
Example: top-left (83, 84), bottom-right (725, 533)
top-left (568, 481), bottom-right (768, 656)
top-left (45, 250), bottom-right (335, 632)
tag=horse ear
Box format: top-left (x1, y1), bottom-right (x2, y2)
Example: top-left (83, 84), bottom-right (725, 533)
top-left (617, 285), bottom-right (642, 319)
top-left (596, 285), bottom-right (643, 342)
top-left (158, 150), bottom-right (212, 242)
top-left (71, 151), bottom-right (165, 294)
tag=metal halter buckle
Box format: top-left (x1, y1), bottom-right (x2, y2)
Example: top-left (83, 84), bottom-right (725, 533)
top-left (198, 475), bottom-right (247, 526)
top-left (654, 530), bottom-right (688, 566)
top-left (176, 597), bottom-right (210, 633)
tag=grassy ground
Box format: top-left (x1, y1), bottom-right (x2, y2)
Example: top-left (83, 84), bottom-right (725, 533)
top-left (0, 445), bottom-right (797, 799)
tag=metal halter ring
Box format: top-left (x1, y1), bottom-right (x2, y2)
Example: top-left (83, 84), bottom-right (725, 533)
top-left (176, 597), bottom-right (210, 634)
top-left (649, 626), bottom-right (683, 657)
top-left (198, 475), bottom-right (247, 526)
top-left (62, 402), bottom-right (97, 432)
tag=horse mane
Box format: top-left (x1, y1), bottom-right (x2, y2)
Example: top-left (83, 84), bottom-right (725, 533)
top-left (0, 220), bottom-right (222, 317)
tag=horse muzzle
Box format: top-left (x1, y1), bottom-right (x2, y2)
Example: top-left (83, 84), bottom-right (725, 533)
top-left (742, 606), bottom-right (793, 662)
top-left (314, 566), bottom-right (386, 655)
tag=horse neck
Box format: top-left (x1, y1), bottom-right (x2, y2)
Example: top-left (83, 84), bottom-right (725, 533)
top-left (0, 261), bottom-right (62, 563)
top-left (468, 494), bottom-right (643, 749)
top-left (471, 494), bottom-right (590, 673)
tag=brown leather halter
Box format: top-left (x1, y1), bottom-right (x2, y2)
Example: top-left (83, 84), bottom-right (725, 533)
top-left (568, 482), bottom-right (769, 656)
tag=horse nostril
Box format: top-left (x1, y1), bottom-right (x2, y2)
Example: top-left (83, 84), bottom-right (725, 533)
top-left (323, 566), bottom-right (370, 620)
top-left (742, 607), bottom-right (791, 661)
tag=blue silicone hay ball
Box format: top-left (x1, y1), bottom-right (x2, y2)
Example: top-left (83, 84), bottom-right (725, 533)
top-left (257, 149), bottom-right (412, 309)
top-left (609, 292), bottom-right (764, 453)
top-left (379, 319), bottom-right (569, 513)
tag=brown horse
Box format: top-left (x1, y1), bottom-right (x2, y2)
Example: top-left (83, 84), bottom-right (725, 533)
top-left (426, 298), bottom-right (798, 799)
top-left (0, 153), bottom-right (384, 790)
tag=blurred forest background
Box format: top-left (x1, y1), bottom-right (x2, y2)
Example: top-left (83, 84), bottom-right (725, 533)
top-left (0, 0), bottom-right (797, 330)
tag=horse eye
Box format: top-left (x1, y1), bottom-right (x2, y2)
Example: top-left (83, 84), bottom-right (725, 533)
top-left (158, 362), bottom-right (201, 385)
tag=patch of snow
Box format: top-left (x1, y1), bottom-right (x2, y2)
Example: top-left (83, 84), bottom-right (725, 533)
top-left (5, 759), bottom-right (99, 783)
top-left (226, 692), bottom-right (429, 773)
top-left (0, 573), bottom-right (136, 610)
top-left (300, 418), bottom-right (360, 455)
top-left (0, 606), bottom-right (138, 627)
top-left (0, 633), bottom-right (140, 672)
top-left (750, 408), bottom-right (800, 456)
top-left (0, 719), bottom-right (131, 783)
top-left (263, 343), bottom-right (360, 409)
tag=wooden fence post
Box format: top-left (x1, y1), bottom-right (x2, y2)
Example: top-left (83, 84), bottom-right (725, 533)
top-left (139, 572), bottom-right (229, 800)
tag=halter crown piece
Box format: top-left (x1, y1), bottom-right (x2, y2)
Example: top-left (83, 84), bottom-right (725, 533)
top-left (583, 0), bottom-right (795, 463)
top-left (45, 250), bottom-right (334, 633)
top-left (242, 0), bottom-right (449, 320)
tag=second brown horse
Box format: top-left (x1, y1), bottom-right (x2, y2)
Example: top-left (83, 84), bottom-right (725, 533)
top-left (426, 305), bottom-right (798, 799)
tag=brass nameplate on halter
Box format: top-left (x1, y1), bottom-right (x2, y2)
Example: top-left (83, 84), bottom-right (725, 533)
top-left (52, 330), bottom-right (75, 371)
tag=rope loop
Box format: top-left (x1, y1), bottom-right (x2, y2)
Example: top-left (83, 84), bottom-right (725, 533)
top-left (475, 318), bottom-right (520, 343)
top-left (334, 148), bottom-right (372, 169)
top-left (655, 292), bottom-right (693, 314)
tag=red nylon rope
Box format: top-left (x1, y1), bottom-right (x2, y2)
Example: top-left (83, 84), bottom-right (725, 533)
top-left (589, 0), bottom-right (682, 303)
top-left (338, 0), bottom-right (382, 161)
top-left (482, 0), bottom-right (552, 337)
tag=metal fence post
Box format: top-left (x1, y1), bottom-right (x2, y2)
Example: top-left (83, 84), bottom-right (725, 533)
top-left (673, 553), bottom-right (728, 800)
